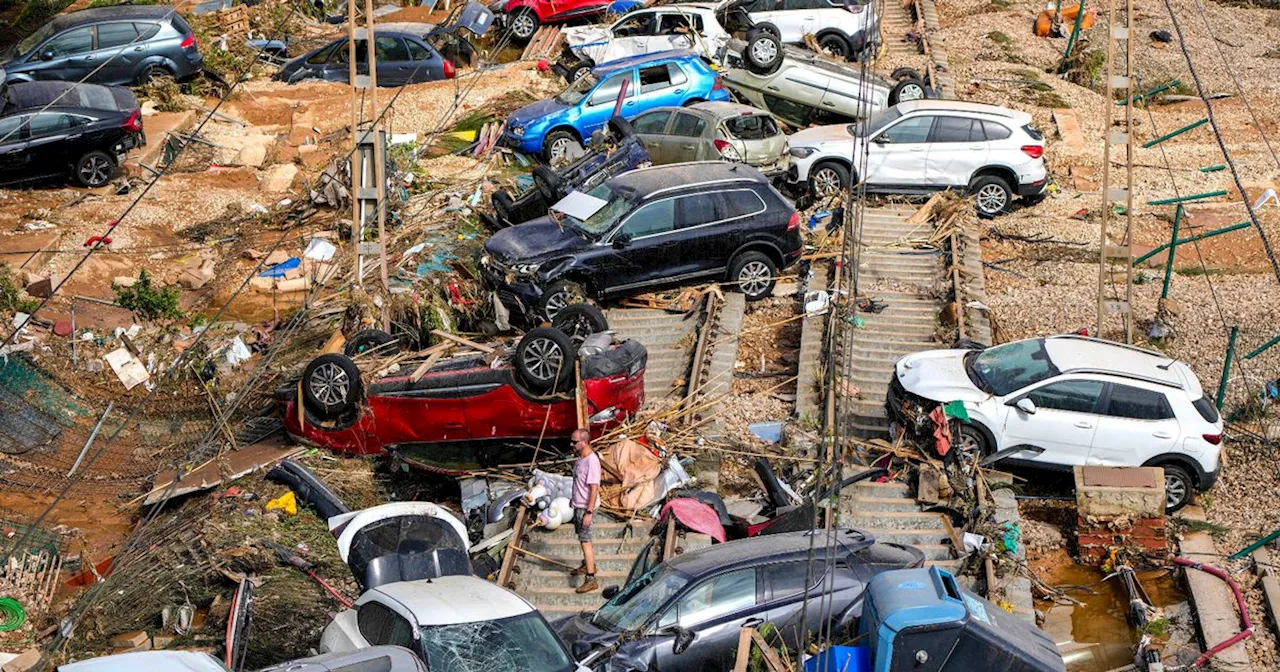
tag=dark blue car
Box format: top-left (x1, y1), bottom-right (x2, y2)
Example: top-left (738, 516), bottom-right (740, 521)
top-left (504, 50), bottom-right (730, 163)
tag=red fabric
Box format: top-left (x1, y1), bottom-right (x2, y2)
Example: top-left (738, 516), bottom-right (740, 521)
top-left (929, 405), bottom-right (952, 457)
top-left (660, 498), bottom-right (726, 543)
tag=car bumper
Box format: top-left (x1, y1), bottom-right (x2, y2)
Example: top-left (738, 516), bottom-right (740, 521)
top-left (481, 262), bottom-right (544, 318)
top-left (501, 131), bottom-right (543, 156)
top-left (753, 155), bottom-right (790, 178)
top-left (1199, 462), bottom-right (1220, 490)
top-left (1016, 179), bottom-right (1047, 197)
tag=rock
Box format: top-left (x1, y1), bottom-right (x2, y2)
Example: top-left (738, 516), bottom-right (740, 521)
top-left (259, 164), bottom-right (298, 193)
top-left (235, 142), bottom-right (268, 168)
top-left (177, 269), bottom-right (210, 290)
top-left (113, 275), bottom-right (138, 288)
top-left (1, 649), bottom-right (43, 672)
top-left (249, 277), bottom-right (275, 291)
top-left (152, 635), bottom-right (176, 649)
top-left (110, 631), bottom-right (149, 648)
top-left (24, 276), bottom-right (52, 299)
top-left (264, 249), bottom-right (292, 266)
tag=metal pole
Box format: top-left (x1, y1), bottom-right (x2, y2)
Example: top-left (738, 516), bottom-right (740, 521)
top-left (1215, 326), bottom-right (1238, 410)
top-left (348, 0), bottom-right (360, 288)
top-left (1161, 205), bottom-right (1182, 299)
top-left (68, 402), bottom-right (113, 477)
top-left (1061, 0), bottom-right (1087, 65)
top-left (70, 301), bottom-right (77, 367)
top-left (1243, 331), bottom-right (1280, 360)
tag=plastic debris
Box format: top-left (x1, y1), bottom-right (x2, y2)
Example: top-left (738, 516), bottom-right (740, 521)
top-left (265, 491), bottom-right (298, 516)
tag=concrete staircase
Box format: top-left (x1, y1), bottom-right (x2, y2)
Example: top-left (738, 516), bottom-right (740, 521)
top-left (606, 307), bottom-right (698, 408)
top-left (840, 475), bottom-right (961, 574)
top-left (878, 0), bottom-right (920, 58)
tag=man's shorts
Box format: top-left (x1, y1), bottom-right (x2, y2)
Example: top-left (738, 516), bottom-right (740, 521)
top-left (573, 507), bottom-right (593, 543)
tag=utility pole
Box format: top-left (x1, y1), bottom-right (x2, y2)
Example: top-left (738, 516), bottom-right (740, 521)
top-left (1096, 0), bottom-right (1135, 342)
top-left (348, 0), bottom-right (388, 295)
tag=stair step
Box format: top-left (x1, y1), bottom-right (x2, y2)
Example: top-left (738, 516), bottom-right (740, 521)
top-left (841, 495), bottom-right (930, 513)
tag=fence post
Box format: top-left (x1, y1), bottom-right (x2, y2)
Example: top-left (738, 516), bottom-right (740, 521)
top-left (1161, 206), bottom-right (1182, 299)
top-left (1215, 326), bottom-right (1238, 410)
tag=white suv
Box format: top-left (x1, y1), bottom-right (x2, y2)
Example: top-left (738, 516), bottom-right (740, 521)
top-left (725, 0), bottom-right (878, 60)
top-left (787, 100), bottom-right (1048, 217)
top-left (888, 335), bottom-right (1224, 512)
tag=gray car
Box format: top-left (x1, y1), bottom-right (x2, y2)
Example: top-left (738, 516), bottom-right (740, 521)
top-left (275, 27), bottom-right (458, 87)
top-left (2, 6), bottom-right (204, 86)
top-left (631, 101), bottom-right (789, 176)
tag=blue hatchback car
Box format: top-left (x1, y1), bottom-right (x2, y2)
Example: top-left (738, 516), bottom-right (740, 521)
top-left (505, 50), bottom-right (730, 163)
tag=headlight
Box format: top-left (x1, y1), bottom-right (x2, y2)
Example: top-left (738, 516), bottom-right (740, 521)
top-left (789, 147), bottom-right (817, 158)
top-left (480, 254), bottom-right (491, 266)
top-left (512, 262), bottom-right (541, 276)
top-left (510, 126), bottom-right (525, 137)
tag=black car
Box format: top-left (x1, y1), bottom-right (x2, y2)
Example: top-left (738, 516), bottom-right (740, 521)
top-left (2, 6), bottom-right (204, 86)
top-left (481, 161), bottom-right (803, 321)
top-left (554, 529), bottom-right (925, 671)
top-left (0, 81), bottom-right (144, 188)
top-left (275, 28), bottom-right (456, 86)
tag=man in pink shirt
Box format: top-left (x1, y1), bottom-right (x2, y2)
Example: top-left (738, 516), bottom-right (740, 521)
top-left (570, 428), bottom-right (601, 593)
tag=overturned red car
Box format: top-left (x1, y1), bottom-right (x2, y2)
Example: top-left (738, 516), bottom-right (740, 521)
top-left (279, 327), bottom-right (646, 473)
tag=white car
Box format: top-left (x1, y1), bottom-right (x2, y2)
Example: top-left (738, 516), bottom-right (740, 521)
top-left (557, 4), bottom-right (729, 81)
top-left (725, 0), bottom-right (878, 60)
top-left (787, 99), bottom-right (1048, 216)
top-left (888, 335), bottom-right (1224, 512)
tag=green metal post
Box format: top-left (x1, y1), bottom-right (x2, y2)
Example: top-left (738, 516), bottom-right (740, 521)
top-left (1146, 189), bottom-right (1228, 206)
top-left (1243, 331), bottom-right (1280, 360)
top-left (1142, 119), bottom-right (1208, 148)
top-left (1230, 528), bottom-right (1280, 561)
top-left (1061, 0), bottom-right (1087, 63)
top-left (1119, 80), bottom-right (1180, 107)
top-left (1199, 164), bottom-right (1226, 173)
top-left (1215, 326), bottom-right (1238, 410)
top-left (1132, 220), bottom-right (1251, 265)
top-left (1161, 206), bottom-right (1182, 299)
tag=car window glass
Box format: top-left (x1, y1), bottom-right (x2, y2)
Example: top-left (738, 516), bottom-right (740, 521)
top-left (982, 120), bottom-right (1011, 140)
top-left (590, 73), bottom-right (631, 106)
top-left (658, 13), bottom-right (702, 34)
top-left (931, 116), bottom-right (975, 143)
top-left (676, 569), bottom-right (758, 627)
top-left (783, 0), bottom-right (821, 9)
top-left (356, 603), bottom-right (414, 649)
top-left (638, 65), bottom-right (672, 94)
top-left (309, 40), bottom-right (340, 64)
top-left (1105, 384), bottom-right (1174, 420)
top-left (171, 14), bottom-right (192, 35)
top-left (42, 27), bottom-right (94, 57)
top-left (135, 22), bottom-right (161, 40)
top-left (406, 38), bottom-right (432, 61)
top-left (678, 195), bottom-right (718, 228)
top-left (880, 116), bottom-right (934, 144)
top-left (96, 22), bottom-right (139, 50)
top-left (763, 562), bottom-right (813, 599)
top-left (613, 13), bottom-right (656, 36)
top-left (1026, 380), bottom-right (1103, 414)
top-left (0, 117), bottom-right (24, 143)
top-left (670, 112), bottom-right (706, 138)
top-left (666, 62), bottom-right (688, 87)
top-left (374, 36), bottom-right (410, 62)
top-left (332, 40), bottom-right (370, 64)
top-left (725, 114), bottom-right (778, 140)
top-left (717, 189), bottom-right (767, 219)
top-left (633, 110), bottom-right (671, 134)
top-left (620, 198), bottom-right (675, 238)
top-left (25, 113), bottom-right (71, 139)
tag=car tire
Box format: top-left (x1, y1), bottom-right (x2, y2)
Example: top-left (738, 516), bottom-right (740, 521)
top-left (607, 115), bottom-right (635, 140)
top-left (970, 174), bottom-right (1013, 218)
top-left (508, 7), bottom-right (539, 42)
top-left (74, 151), bottom-right (115, 188)
top-left (890, 66), bottom-right (922, 82)
top-left (344, 329), bottom-right (398, 357)
top-left (543, 129), bottom-right (580, 165)
top-left (953, 423), bottom-right (990, 460)
top-left (567, 60), bottom-right (593, 83)
top-left (681, 98), bottom-right (705, 107)
top-left (808, 161), bottom-right (850, 198)
top-left (1161, 465), bottom-right (1194, 513)
top-left (302, 353), bottom-right (362, 420)
top-left (492, 189), bottom-right (516, 225)
top-left (743, 32), bottom-right (783, 76)
top-left (889, 78), bottom-right (927, 106)
top-left (552, 303), bottom-right (609, 347)
top-left (516, 327), bottom-right (575, 391)
top-left (818, 33), bottom-right (850, 59)
top-left (539, 279), bottom-right (588, 321)
top-left (137, 63), bottom-right (175, 85)
top-left (746, 23), bottom-right (780, 40)
top-left (532, 164), bottom-right (562, 202)
top-left (729, 251), bottom-right (777, 301)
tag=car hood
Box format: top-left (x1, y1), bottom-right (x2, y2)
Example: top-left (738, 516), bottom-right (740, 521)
top-left (553, 612), bottom-right (621, 662)
top-left (789, 123), bottom-right (853, 147)
top-left (894, 349), bottom-right (987, 403)
top-left (563, 24), bottom-right (612, 48)
top-left (486, 216), bottom-right (592, 262)
top-left (509, 97), bottom-right (570, 130)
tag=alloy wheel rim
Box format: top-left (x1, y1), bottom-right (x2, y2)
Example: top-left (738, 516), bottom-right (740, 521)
top-left (549, 137), bottom-right (572, 164)
top-left (310, 362), bottom-right (350, 406)
top-left (739, 260), bottom-right (771, 296)
top-left (751, 39), bottom-right (778, 65)
top-left (544, 289), bottom-right (580, 319)
top-left (1165, 474), bottom-right (1186, 508)
top-left (523, 337), bottom-right (564, 382)
top-left (81, 156), bottom-right (111, 186)
top-left (955, 431), bottom-right (980, 458)
top-left (812, 168), bottom-right (841, 195)
top-left (512, 13), bottom-right (535, 37)
top-left (899, 83), bottom-right (924, 101)
top-left (976, 184), bottom-right (1007, 213)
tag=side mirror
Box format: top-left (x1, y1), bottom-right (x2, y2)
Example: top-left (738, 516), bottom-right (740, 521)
top-left (601, 585), bottom-right (620, 599)
top-left (671, 626), bottom-right (696, 655)
top-left (40, 50), bottom-right (55, 61)
top-left (613, 233), bottom-right (633, 249)
top-left (872, 135), bottom-right (889, 145)
top-left (1014, 398), bottom-right (1037, 414)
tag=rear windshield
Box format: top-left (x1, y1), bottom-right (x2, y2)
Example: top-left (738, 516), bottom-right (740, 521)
top-left (170, 13), bottom-right (192, 35)
top-left (1192, 397), bottom-right (1219, 423)
top-left (1022, 123), bottom-right (1044, 141)
top-left (725, 114), bottom-right (778, 140)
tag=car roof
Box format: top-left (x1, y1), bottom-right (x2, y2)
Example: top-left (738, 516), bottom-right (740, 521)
top-left (358, 22), bottom-right (434, 37)
top-left (372, 575), bottom-right (534, 625)
top-left (1042, 335), bottom-right (1194, 392)
top-left (4, 81), bottom-right (134, 114)
top-left (607, 161), bottom-right (768, 196)
top-left (594, 49), bottom-right (699, 77)
top-left (896, 99), bottom-right (1032, 123)
top-left (691, 100), bottom-right (771, 120)
top-left (58, 651), bottom-right (226, 672)
top-left (665, 529), bottom-right (872, 576)
top-left (49, 5), bottom-right (174, 31)
top-left (662, 3), bottom-right (719, 10)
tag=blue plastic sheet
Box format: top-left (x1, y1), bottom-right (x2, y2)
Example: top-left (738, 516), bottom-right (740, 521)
top-left (260, 257), bottom-right (300, 278)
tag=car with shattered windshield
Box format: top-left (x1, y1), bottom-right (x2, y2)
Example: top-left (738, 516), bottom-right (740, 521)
top-left (554, 5), bottom-right (730, 83)
top-left (631, 101), bottom-right (788, 175)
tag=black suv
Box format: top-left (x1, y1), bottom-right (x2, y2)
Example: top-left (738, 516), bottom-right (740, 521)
top-left (481, 161), bottom-right (803, 320)
top-left (1, 80), bottom-right (144, 187)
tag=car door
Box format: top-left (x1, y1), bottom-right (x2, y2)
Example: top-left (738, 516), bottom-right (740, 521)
top-left (405, 37), bottom-right (442, 82)
top-left (0, 115), bottom-right (33, 184)
top-left (655, 12), bottom-right (699, 51)
top-left (610, 11), bottom-right (660, 52)
top-left (1000, 379), bottom-right (1105, 467)
top-left (632, 109), bottom-right (675, 163)
top-left (746, 0), bottom-right (789, 37)
top-left (371, 35), bottom-right (414, 86)
top-left (636, 63), bottom-right (680, 109)
top-left (581, 70), bottom-right (636, 137)
top-left (758, 560), bottom-right (835, 650)
top-left (780, 64), bottom-right (832, 110)
top-left (676, 188), bottom-right (762, 277)
top-left (777, 0), bottom-right (822, 42)
top-left (865, 114), bottom-right (934, 188)
top-left (664, 110), bottom-right (711, 163)
top-left (925, 115), bottom-right (990, 189)
top-left (93, 21), bottom-right (146, 84)
top-left (652, 568), bottom-right (763, 671)
top-left (356, 602), bottom-right (417, 652)
top-left (1089, 383), bottom-right (1180, 466)
top-left (26, 26), bottom-right (96, 82)
top-left (604, 197), bottom-right (681, 294)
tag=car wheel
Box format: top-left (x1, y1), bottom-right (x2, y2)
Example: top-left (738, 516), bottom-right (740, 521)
top-left (607, 115), bottom-right (635, 140)
top-left (75, 151), bottom-right (115, 188)
top-left (516, 327), bottom-right (575, 391)
top-left (681, 98), bottom-right (705, 107)
top-left (137, 63), bottom-right (175, 85)
top-left (1162, 465), bottom-right (1193, 512)
top-left (492, 189), bottom-right (516, 225)
top-left (952, 423), bottom-right (990, 461)
top-left (532, 164), bottom-right (562, 202)
top-left (808, 161), bottom-right (850, 198)
top-left (744, 32), bottom-right (783, 76)
top-left (970, 174), bottom-right (1013, 218)
top-left (567, 61), bottom-right (593, 83)
top-left (302, 353), bottom-right (362, 420)
top-left (729, 251), bottom-right (777, 301)
top-left (344, 329), bottom-right (398, 357)
top-left (746, 22), bottom-right (780, 40)
top-left (543, 130), bottom-right (580, 165)
top-left (889, 78), bottom-right (927, 105)
top-left (539, 279), bottom-right (588, 321)
top-left (509, 8), bottom-right (539, 41)
top-left (890, 66), bottom-right (922, 82)
top-left (818, 33), bottom-right (849, 59)
top-left (552, 303), bottom-right (609, 348)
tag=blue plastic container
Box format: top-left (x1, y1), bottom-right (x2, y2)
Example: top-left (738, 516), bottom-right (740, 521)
top-left (804, 646), bottom-right (871, 672)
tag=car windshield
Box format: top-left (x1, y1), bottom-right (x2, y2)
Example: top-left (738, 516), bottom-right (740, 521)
top-left (555, 72), bottom-right (599, 106)
top-left (965, 338), bottom-right (1060, 396)
top-left (15, 24), bottom-right (56, 56)
top-left (850, 106), bottom-right (902, 138)
top-left (592, 565), bottom-right (689, 632)
top-left (565, 183), bottom-right (632, 237)
top-left (419, 612), bottom-right (574, 672)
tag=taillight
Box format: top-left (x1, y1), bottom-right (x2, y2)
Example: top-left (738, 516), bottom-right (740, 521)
top-left (180, 33), bottom-right (196, 49)
top-left (443, 59), bottom-right (456, 79)
top-left (713, 138), bottom-right (741, 161)
top-left (712, 76), bottom-right (724, 92)
top-left (843, 3), bottom-right (864, 12)
top-left (1021, 144), bottom-right (1044, 159)
top-left (1203, 433), bottom-right (1222, 445)
top-left (787, 211), bottom-right (800, 231)
top-left (122, 109), bottom-right (142, 133)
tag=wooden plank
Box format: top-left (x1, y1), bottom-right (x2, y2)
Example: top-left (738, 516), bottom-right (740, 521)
top-left (431, 328), bottom-right (495, 353)
top-left (748, 629), bottom-right (789, 672)
top-left (497, 506), bottom-right (529, 589)
top-left (732, 627), bottom-right (754, 672)
top-left (320, 330), bottom-right (346, 354)
top-left (662, 516), bottom-right (678, 562)
top-left (409, 344), bottom-right (453, 383)
top-left (1052, 108), bottom-right (1086, 148)
top-left (940, 514), bottom-right (964, 558)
